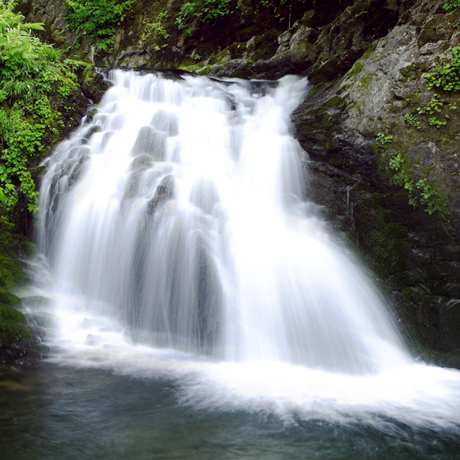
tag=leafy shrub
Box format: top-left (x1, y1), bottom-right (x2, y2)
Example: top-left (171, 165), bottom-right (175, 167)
top-left (376, 132), bottom-right (393, 145)
top-left (65, 0), bottom-right (134, 50)
top-left (387, 153), bottom-right (448, 217)
top-left (176, 0), bottom-right (234, 34)
top-left (142, 10), bottom-right (169, 43)
top-left (443, 0), bottom-right (460, 11)
top-left (426, 47), bottom-right (460, 92)
top-left (0, 1), bottom-right (81, 214)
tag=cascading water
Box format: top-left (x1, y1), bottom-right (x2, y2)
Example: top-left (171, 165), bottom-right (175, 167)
top-left (37, 70), bottom-right (406, 373)
top-left (26, 70), bottom-right (460, 432)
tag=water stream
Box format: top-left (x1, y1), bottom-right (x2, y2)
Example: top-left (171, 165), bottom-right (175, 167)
top-left (3, 70), bottom-right (460, 459)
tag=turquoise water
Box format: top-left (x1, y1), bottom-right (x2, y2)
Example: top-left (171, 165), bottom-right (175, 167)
top-left (1, 363), bottom-right (459, 460)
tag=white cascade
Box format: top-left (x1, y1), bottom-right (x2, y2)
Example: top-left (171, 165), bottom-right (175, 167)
top-left (37, 70), bottom-right (410, 376)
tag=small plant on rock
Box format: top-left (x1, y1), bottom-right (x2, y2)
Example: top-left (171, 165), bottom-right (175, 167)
top-left (443, 0), bottom-right (460, 11)
top-left (404, 114), bottom-right (421, 129)
top-left (376, 132), bottom-right (393, 145)
top-left (426, 47), bottom-right (460, 92)
top-left (65, 0), bottom-right (134, 50)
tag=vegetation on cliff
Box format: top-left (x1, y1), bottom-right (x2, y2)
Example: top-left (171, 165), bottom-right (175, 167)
top-left (0, 0), bottom-right (104, 364)
top-left (0, 0), bottom-right (87, 215)
top-left (65, 0), bottom-right (134, 50)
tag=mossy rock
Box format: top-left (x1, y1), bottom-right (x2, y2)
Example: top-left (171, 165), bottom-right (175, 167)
top-left (0, 306), bottom-right (32, 342)
top-left (0, 290), bottom-right (22, 308)
top-left (0, 304), bottom-right (38, 366)
top-left (0, 305), bottom-right (27, 324)
top-left (0, 218), bottom-right (26, 289)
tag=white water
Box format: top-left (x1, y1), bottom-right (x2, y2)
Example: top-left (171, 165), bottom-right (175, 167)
top-left (29, 70), bottom-right (460, 429)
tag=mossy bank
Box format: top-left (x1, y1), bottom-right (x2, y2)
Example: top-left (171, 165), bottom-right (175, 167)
top-left (0, 1), bottom-right (107, 365)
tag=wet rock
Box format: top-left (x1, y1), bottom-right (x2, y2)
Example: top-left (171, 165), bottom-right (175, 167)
top-left (101, 131), bottom-right (114, 150)
top-left (0, 305), bottom-right (38, 367)
top-left (131, 126), bottom-right (166, 161)
top-left (68, 155), bottom-right (90, 188)
top-left (85, 334), bottom-right (103, 345)
top-left (189, 178), bottom-right (220, 215)
top-left (291, 0), bottom-right (460, 364)
top-left (110, 114), bottom-right (124, 130)
top-left (123, 171), bottom-right (142, 200)
top-left (147, 175), bottom-right (175, 216)
top-left (131, 154), bottom-right (154, 171)
top-left (81, 125), bottom-right (101, 144)
top-left (150, 110), bottom-right (179, 136)
top-left (27, 311), bottom-right (57, 330)
top-left (0, 292), bottom-right (22, 308)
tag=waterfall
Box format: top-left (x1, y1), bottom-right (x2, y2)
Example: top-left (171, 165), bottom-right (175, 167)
top-left (37, 70), bottom-right (409, 375)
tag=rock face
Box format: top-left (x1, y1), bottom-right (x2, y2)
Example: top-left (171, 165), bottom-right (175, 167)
top-left (292, 0), bottom-right (460, 365)
top-left (16, 0), bottom-right (460, 365)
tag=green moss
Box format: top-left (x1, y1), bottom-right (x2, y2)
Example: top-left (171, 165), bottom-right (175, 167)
top-left (324, 96), bottom-right (346, 108)
top-left (226, 42), bottom-right (247, 59)
top-left (361, 44), bottom-right (377, 61)
top-left (357, 74), bottom-right (374, 91)
top-left (346, 60), bottom-right (364, 79)
top-left (0, 305), bottom-right (27, 324)
top-left (20, 241), bottom-right (36, 257)
top-left (399, 62), bottom-right (428, 82)
top-left (198, 64), bottom-right (211, 75)
top-left (373, 132), bottom-right (451, 220)
top-left (307, 82), bottom-right (326, 99)
top-left (343, 45), bottom-right (377, 83)
top-left (347, 0), bottom-right (371, 15)
top-left (0, 321), bottom-right (32, 343)
top-left (404, 91), bottom-right (424, 107)
top-left (0, 218), bottom-right (26, 290)
top-left (0, 303), bottom-right (32, 344)
top-left (353, 197), bottom-right (411, 277)
top-left (0, 290), bottom-right (22, 307)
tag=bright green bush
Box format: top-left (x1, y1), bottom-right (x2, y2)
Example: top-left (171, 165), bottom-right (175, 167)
top-left (426, 47), bottom-right (460, 92)
top-left (0, 0), bottom-right (81, 214)
top-left (176, 0), bottom-right (234, 35)
top-left (443, 0), bottom-right (460, 11)
top-left (65, 0), bottom-right (134, 50)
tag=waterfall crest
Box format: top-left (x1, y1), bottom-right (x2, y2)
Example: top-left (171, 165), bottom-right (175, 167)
top-left (37, 70), bottom-right (409, 374)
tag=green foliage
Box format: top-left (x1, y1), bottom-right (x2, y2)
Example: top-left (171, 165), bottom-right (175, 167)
top-left (404, 113), bottom-right (421, 129)
top-left (428, 116), bottom-right (447, 128)
top-left (176, 0), bottom-right (234, 33)
top-left (65, 0), bottom-right (134, 50)
top-left (416, 93), bottom-right (446, 128)
top-left (417, 93), bottom-right (443, 115)
top-left (414, 93), bottom-right (453, 128)
top-left (443, 0), bottom-right (460, 11)
top-left (376, 132), bottom-right (393, 145)
top-left (416, 178), bottom-right (446, 216)
top-left (0, 1), bottom-right (80, 214)
top-left (388, 153), bottom-right (414, 194)
top-left (387, 152), bottom-right (449, 218)
top-left (142, 10), bottom-right (169, 43)
top-left (426, 47), bottom-right (460, 92)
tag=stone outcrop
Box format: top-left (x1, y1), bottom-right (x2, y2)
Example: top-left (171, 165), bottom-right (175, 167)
top-left (292, 0), bottom-right (460, 365)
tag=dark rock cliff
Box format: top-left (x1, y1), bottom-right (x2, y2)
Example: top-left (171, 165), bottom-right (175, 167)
top-left (12, 0), bottom-right (460, 366)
